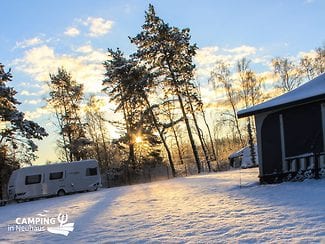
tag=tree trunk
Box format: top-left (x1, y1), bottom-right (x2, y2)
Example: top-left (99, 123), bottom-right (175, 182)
top-left (164, 55), bottom-right (200, 173)
top-left (177, 94), bottom-right (201, 173)
top-left (87, 116), bottom-right (102, 164)
top-left (0, 148), bottom-right (5, 200)
top-left (228, 92), bottom-right (244, 147)
top-left (171, 124), bottom-right (185, 166)
top-left (201, 107), bottom-right (220, 170)
top-left (143, 95), bottom-right (176, 177)
top-left (121, 96), bottom-right (137, 176)
top-left (186, 91), bottom-right (211, 172)
top-left (55, 111), bottom-right (70, 162)
top-left (0, 170), bottom-right (2, 200)
top-left (129, 143), bottom-right (136, 169)
top-left (247, 118), bottom-right (256, 166)
top-left (166, 102), bottom-right (185, 170)
top-left (98, 118), bottom-right (110, 167)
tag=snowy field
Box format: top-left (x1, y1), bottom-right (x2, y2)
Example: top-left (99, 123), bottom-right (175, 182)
top-left (1, 168), bottom-right (325, 243)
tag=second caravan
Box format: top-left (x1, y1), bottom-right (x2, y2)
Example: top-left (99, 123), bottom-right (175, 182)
top-left (8, 159), bottom-right (101, 201)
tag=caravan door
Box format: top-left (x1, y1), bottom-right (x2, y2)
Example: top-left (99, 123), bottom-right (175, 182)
top-left (24, 174), bottom-right (43, 199)
top-left (46, 171), bottom-right (66, 196)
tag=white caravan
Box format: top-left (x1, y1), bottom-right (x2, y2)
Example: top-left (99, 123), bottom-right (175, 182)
top-left (7, 159), bottom-right (101, 201)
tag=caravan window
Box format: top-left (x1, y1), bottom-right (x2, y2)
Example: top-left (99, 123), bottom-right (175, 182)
top-left (49, 172), bottom-right (63, 180)
top-left (86, 167), bottom-right (98, 176)
top-left (25, 174), bottom-right (42, 185)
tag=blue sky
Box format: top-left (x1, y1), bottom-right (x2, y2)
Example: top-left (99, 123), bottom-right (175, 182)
top-left (1, 0), bottom-right (325, 164)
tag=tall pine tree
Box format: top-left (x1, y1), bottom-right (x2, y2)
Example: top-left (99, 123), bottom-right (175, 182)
top-left (103, 49), bottom-right (167, 179)
top-left (47, 67), bottom-right (90, 162)
top-left (131, 4), bottom-right (202, 173)
top-left (0, 63), bottom-right (48, 199)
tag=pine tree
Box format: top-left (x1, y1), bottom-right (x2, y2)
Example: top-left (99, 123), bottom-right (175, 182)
top-left (103, 49), bottom-right (167, 180)
top-left (47, 67), bottom-right (90, 162)
top-left (130, 4), bottom-right (202, 173)
top-left (0, 63), bottom-right (48, 199)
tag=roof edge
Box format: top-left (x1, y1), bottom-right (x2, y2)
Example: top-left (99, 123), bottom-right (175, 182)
top-left (237, 94), bottom-right (325, 118)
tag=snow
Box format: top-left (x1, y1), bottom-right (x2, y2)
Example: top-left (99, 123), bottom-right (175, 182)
top-left (238, 72), bottom-right (325, 117)
top-left (1, 168), bottom-right (325, 243)
top-left (241, 146), bottom-right (258, 168)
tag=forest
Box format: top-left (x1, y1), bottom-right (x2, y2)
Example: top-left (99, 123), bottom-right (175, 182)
top-left (1, 4), bottom-right (324, 199)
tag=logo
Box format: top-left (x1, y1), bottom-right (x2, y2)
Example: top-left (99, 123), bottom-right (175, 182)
top-left (8, 210), bottom-right (75, 236)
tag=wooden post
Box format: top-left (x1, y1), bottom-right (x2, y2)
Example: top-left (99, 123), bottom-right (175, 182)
top-left (314, 153), bottom-right (320, 179)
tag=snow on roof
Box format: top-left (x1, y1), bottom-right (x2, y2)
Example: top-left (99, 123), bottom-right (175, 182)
top-left (238, 72), bottom-right (325, 118)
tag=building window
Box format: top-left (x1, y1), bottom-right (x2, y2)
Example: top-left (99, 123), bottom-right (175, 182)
top-left (86, 167), bottom-right (98, 176)
top-left (25, 175), bottom-right (42, 185)
top-left (49, 172), bottom-right (63, 180)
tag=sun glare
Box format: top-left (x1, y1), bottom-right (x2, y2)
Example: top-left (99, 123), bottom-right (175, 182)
top-left (135, 136), bottom-right (143, 144)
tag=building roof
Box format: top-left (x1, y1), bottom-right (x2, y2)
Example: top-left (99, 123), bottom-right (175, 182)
top-left (237, 72), bottom-right (325, 118)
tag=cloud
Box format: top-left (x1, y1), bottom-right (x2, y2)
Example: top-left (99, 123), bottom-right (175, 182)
top-left (64, 17), bottom-right (114, 38)
top-left (83, 17), bottom-right (114, 37)
top-left (21, 90), bottom-right (45, 96)
top-left (224, 45), bottom-right (257, 55)
top-left (64, 27), bottom-right (80, 37)
top-left (194, 46), bottom-right (220, 66)
top-left (24, 99), bottom-right (42, 105)
top-left (194, 44), bottom-right (268, 79)
top-left (76, 44), bottom-right (93, 53)
top-left (15, 37), bottom-right (43, 49)
top-left (199, 83), bottom-right (224, 107)
top-left (14, 44), bottom-right (107, 93)
top-left (24, 107), bottom-right (51, 120)
top-left (19, 83), bottom-right (49, 97)
top-left (298, 49), bottom-right (317, 59)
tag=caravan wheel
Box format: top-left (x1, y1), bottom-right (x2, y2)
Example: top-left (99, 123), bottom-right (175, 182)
top-left (57, 189), bottom-right (66, 196)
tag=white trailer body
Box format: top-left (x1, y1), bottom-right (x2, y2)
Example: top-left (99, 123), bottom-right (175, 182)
top-left (7, 159), bottom-right (101, 201)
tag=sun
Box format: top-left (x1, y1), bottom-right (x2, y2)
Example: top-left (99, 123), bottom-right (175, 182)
top-left (135, 136), bottom-right (143, 144)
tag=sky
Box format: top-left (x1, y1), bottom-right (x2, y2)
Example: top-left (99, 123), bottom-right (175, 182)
top-left (1, 0), bottom-right (325, 164)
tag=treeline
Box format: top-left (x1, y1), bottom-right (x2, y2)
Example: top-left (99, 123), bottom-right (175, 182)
top-left (47, 5), bottom-right (219, 178)
top-left (1, 4), bottom-right (325, 196)
top-left (210, 48), bottom-right (325, 154)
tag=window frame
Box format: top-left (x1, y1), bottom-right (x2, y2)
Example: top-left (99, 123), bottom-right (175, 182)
top-left (25, 174), bottom-right (42, 185)
top-left (86, 167), bottom-right (98, 176)
top-left (49, 171), bottom-right (64, 180)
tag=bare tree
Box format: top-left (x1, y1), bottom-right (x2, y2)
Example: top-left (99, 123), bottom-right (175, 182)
top-left (300, 45), bottom-right (325, 80)
top-left (237, 58), bottom-right (263, 166)
top-left (196, 83), bottom-right (220, 170)
top-left (164, 99), bottom-right (185, 167)
top-left (184, 84), bottom-right (211, 172)
top-left (272, 57), bottom-right (303, 92)
top-left (209, 60), bottom-right (244, 147)
top-left (85, 95), bottom-right (111, 170)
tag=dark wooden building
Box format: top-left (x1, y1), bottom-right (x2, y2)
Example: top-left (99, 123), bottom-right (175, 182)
top-left (238, 73), bottom-right (325, 183)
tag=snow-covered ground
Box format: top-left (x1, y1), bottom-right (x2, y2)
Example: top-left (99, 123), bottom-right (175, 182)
top-left (1, 168), bottom-right (325, 243)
